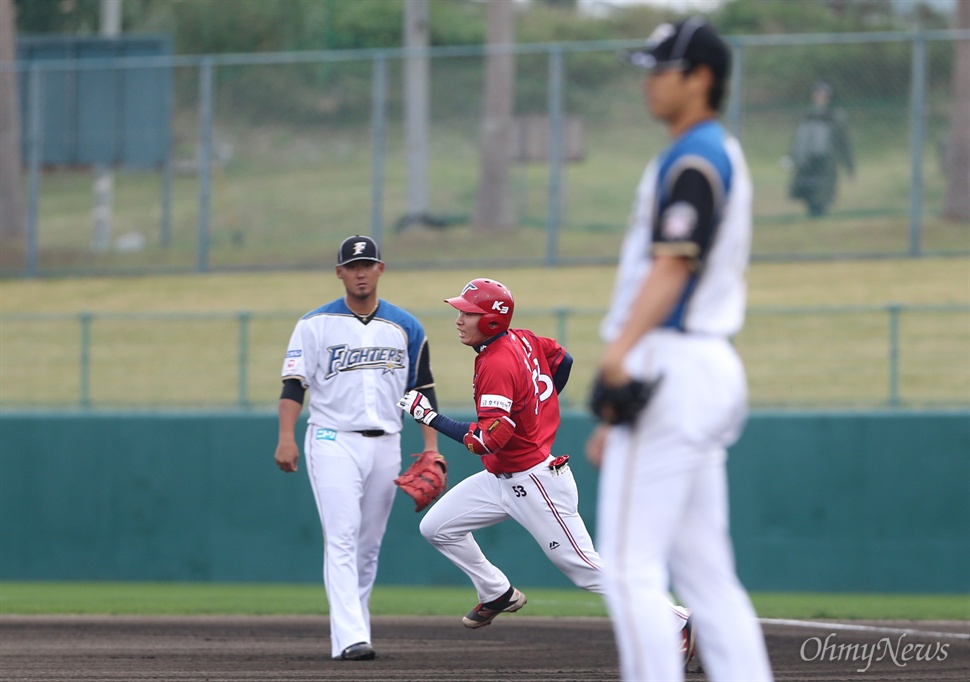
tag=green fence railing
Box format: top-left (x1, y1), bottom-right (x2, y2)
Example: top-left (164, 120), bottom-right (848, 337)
top-left (1, 304), bottom-right (967, 411)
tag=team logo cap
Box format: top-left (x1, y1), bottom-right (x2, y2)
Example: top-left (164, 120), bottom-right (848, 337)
top-left (621, 17), bottom-right (730, 83)
top-left (337, 235), bottom-right (383, 266)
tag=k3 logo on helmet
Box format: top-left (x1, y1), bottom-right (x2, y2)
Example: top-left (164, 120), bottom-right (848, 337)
top-left (491, 301), bottom-right (509, 314)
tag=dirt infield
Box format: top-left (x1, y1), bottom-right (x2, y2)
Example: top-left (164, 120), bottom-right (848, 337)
top-left (0, 615), bottom-right (967, 681)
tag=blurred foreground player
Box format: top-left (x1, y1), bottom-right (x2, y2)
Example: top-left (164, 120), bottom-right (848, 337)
top-left (588, 19), bottom-right (773, 682)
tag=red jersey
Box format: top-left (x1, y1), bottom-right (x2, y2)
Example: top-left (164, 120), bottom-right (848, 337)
top-left (471, 329), bottom-right (568, 475)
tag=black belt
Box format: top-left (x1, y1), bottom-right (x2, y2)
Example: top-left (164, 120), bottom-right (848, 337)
top-left (495, 455), bottom-right (568, 479)
top-left (355, 430), bottom-right (386, 438)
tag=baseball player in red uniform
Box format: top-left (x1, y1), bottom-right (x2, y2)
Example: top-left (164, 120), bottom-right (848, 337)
top-left (399, 279), bottom-right (692, 650)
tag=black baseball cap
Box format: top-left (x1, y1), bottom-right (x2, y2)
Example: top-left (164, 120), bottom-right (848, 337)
top-left (622, 17), bottom-right (730, 83)
top-left (337, 235), bottom-right (382, 266)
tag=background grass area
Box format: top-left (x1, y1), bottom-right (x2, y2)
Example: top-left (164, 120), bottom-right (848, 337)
top-left (1, 582), bottom-right (966, 621)
top-left (1, 258), bottom-right (968, 409)
top-left (3, 259), bottom-right (969, 314)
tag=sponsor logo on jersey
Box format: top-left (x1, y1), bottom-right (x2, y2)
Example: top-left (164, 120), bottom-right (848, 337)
top-left (285, 358), bottom-right (298, 372)
top-left (285, 350), bottom-right (302, 358)
top-left (480, 393), bottom-right (513, 412)
top-left (315, 428), bottom-right (337, 441)
top-left (325, 344), bottom-right (406, 378)
top-left (549, 541), bottom-right (560, 550)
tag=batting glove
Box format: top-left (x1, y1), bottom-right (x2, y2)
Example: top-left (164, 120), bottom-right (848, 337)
top-left (398, 390), bottom-right (438, 426)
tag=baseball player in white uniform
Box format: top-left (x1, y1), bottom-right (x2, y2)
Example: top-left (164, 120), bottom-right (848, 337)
top-left (274, 235), bottom-right (439, 662)
top-left (587, 19), bottom-right (773, 682)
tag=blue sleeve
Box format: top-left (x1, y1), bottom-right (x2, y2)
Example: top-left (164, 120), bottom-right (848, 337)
top-left (429, 412), bottom-right (472, 444)
top-left (553, 352), bottom-right (573, 394)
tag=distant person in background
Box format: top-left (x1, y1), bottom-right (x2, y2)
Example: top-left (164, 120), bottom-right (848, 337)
top-left (785, 81), bottom-right (855, 217)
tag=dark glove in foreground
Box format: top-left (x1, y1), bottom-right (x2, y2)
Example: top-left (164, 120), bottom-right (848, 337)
top-left (589, 375), bottom-right (661, 425)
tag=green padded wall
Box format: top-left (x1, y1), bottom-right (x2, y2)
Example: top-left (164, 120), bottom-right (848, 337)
top-left (1, 410), bottom-right (967, 592)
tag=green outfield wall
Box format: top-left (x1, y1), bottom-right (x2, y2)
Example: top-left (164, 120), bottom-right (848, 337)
top-left (0, 411), bottom-right (966, 592)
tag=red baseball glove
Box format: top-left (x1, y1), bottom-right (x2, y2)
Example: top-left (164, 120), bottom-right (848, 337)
top-left (394, 451), bottom-right (448, 512)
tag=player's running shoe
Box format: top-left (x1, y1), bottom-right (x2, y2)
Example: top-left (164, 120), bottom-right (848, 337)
top-left (681, 613), bottom-right (696, 669)
top-left (462, 587), bottom-right (527, 628)
top-left (338, 642), bottom-right (376, 661)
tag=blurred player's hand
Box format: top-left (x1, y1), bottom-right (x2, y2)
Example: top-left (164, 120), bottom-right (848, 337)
top-left (597, 344), bottom-right (631, 388)
top-left (275, 439), bottom-right (300, 473)
top-left (585, 424), bottom-right (609, 470)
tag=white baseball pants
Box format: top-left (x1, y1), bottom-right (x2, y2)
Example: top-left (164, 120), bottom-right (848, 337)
top-left (597, 331), bottom-right (773, 681)
top-left (304, 429), bottom-right (401, 658)
top-left (420, 455), bottom-right (604, 602)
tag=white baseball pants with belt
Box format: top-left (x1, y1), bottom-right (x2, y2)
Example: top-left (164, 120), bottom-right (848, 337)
top-left (304, 428), bottom-right (400, 658)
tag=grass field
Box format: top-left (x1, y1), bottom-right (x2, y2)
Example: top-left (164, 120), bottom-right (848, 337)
top-left (1, 257), bottom-right (968, 409)
top-left (2, 258), bottom-right (969, 313)
top-left (1, 582), bottom-right (966, 621)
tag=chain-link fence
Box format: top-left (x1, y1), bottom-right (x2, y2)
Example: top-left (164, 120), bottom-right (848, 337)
top-left (1, 29), bottom-right (968, 277)
top-left (1, 304), bottom-right (967, 411)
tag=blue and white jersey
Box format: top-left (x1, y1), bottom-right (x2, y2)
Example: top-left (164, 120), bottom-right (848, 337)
top-left (601, 120), bottom-right (752, 341)
top-left (281, 298), bottom-right (432, 434)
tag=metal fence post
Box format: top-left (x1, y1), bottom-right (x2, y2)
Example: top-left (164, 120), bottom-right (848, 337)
top-left (161, 155), bottom-right (173, 247)
top-left (371, 53), bottom-right (387, 244)
top-left (908, 33), bottom-right (927, 257)
top-left (555, 306), bottom-right (568, 406)
top-left (197, 58), bottom-right (214, 273)
top-left (26, 65), bottom-right (42, 278)
top-left (727, 41), bottom-right (743, 139)
top-left (888, 303), bottom-right (901, 407)
top-left (545, 45), bottom-right (564, 267)
top-left (555, 306), bottom-right (569, 345)
top-left (238, 311), bottom-right (250, 408)
top-left (79, 312), bottom-right (92, 409)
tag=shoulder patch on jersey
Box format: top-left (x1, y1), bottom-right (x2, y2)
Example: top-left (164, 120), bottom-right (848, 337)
top-left (480, 393), bottom-right (513, 412)
top-left (661, 201), bottom-right (697, 240)
top-left (285, 350), bottom-right (302, 358)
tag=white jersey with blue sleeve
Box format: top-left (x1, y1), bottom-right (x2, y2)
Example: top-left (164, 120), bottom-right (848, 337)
top-left (601, 120), bottom-right (752, 342)
top-left (281, 299), bottom-right (432, 434)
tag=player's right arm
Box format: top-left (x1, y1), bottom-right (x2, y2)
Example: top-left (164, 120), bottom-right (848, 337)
top-left (275, 394), bottom-right (303, 473)
top-left (276, 319), bottom-right (312, 473)
top-left (599, 162), bottom-right (715, 387)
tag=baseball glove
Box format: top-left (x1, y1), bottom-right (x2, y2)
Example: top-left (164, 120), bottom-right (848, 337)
top-left (589, 374), bottom-right (662, 425)
top-left (394, 450), bottom-right (448, 512)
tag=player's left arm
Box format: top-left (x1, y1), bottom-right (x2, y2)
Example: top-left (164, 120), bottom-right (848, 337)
top-left (599, 164), bottom-right (715, 385)
top-left (399, 359), bottom-right (516, 455)
top-left (543, 338), bottom-right (573, 394)
top-left (403, 329), bottom-right (442, 452)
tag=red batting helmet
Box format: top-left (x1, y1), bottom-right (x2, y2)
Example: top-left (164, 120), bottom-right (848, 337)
top-left (445, 278), bottom-right (515, 336)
